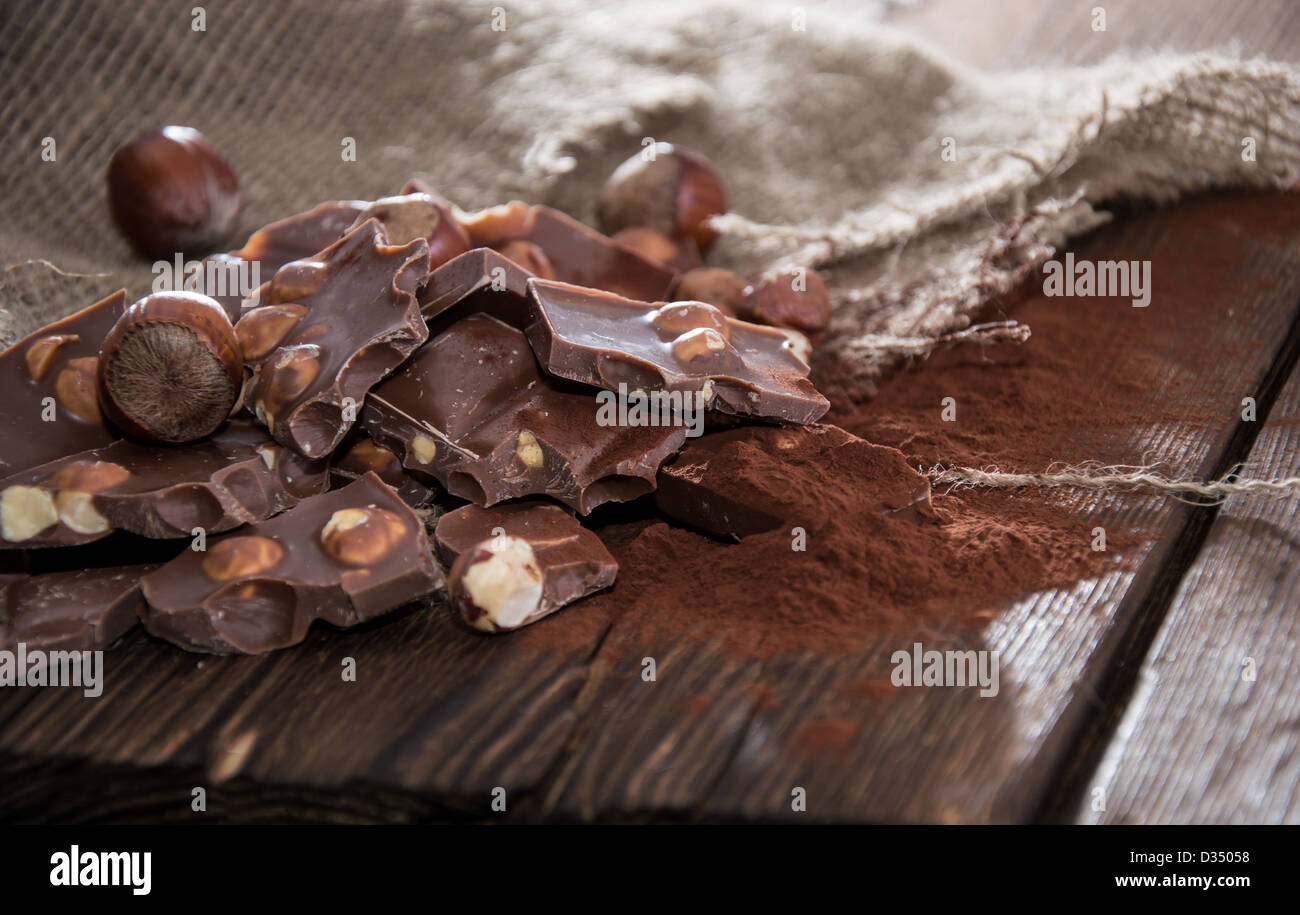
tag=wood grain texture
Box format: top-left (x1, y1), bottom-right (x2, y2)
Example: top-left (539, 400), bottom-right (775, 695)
top-left (1077, 361), bottom-right (1300, 824)
top-left (532, 192), bottom-right (1300, 822)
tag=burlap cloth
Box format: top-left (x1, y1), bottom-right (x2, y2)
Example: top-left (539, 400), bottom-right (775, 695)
top-left (2, 0), bottom-right (1298, 390)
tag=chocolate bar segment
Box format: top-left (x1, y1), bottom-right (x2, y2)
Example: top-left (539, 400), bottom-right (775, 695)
top-left (527, 279), bottom-right (829, 424)
top-left (655, 424), bottom-right (934, 539)
top-left (517, 206), bottom-right (677, 302)
top-left (198, 200), bottom-right (369, 320)
top-left (0, 289), bottom-right (126, 476)
top-left (0, 421), bottom-right (328, 549)
top-left (1, 565), bottom-right (157, 651)
top-left (437, 501), bottom-right (616, 632)
top-left (418, 247), bottom-right (536, 332)
top-left (140, 472), bottom-right (443, 654)
top-left (362, 314), bottom-right (687, 514)
top-left (238, 219), bottom-right (431, 458)
top-left (329, 433), bottom-right (436, 507)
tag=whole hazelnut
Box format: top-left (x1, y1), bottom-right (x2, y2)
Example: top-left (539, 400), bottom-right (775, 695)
top-left (597, 143), bottom-right (726, 254)
top-left (611, 227), bottom-right (701, 272)
top-left (449, 536), bottom-right (546, 633)
top-left (107, 126), bottom-right (242, 259)
top-left (674, 267), bottom-right (747, 316)
top-left (97, 291), bottom-right (244, 444)
top-left (737, 267), bottom-right (831, 336)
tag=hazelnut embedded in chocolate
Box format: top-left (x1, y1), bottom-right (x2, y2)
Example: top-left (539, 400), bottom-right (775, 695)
top-left (458, 200), bottom-right (537, 246)
top-left (97, 291), bottom-right (244, 444)
top-left (737, 267), bottom-right (831, 335)
top-left (347, 193), bottom-right (470, 271)
top-left (106, 126), bottom-right (242, 259)
top-left (597, 143), bottom-right (726, 253)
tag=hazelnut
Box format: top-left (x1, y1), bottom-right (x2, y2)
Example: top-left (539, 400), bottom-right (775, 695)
top-left (611, 227), bottom-right (701, 272)
top-left (348, 194), bottom-right (470, 271)
top-left (259, 344), bottom-right (322, 409)
top-left (202, 535), bottom-right (285, 581)
top-left (320, 506), bottom-right (407, 566)
top-left (335, 439), bottom-right (402, 477)
top-left (0, 485), bottom-right (58, 542)
top-left (458, 201), bottom-right (536, 246)
top-left (649, 301), bottom-right (731, 340)
top-left (515, 431), bottom-right (545, 469)
top-left (235, 304), bottom-right (307, 361)
top-left (495, 240), bottom-right (556, 279)
top-left (449, 536), bottom-right (545, 633)
top-left (410, 433), bottom-right (438, 465)
top-left (54, 491), bottom-right (109, 535)
top-left (47, 460), bottom-right (132, 492)
top-left (25, 333), bottom-right (79, 382)
top-left (54, 357), bottom-right (103, 424)
top-left (674, 268), bottom-right (747, 315)
top-left (737, 267), bottom-right (831, 335)
top-left (597, 143), bottom-right (726, 253)
top-left (97, 292), bottom-right (244, 443)
top-left (106, 126), bottom-right (242, 259)
top-left (670, 327), bottom-right (733, 366)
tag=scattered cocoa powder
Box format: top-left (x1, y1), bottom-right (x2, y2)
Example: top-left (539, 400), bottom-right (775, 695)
top-left (514, 192), bottom-right (1300, 660)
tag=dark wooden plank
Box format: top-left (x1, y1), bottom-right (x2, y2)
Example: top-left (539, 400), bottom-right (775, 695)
top-left (530, 191), bottom-right (1300, 822)
top-left (1076, 358), bottom-right (1300, 824)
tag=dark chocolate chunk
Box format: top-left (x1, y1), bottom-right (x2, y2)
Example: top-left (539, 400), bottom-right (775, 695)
top-left (655, 424), bottom-right (934, 539)
top-left (437, 501), bottom-right (616, 632)
top-left (1, 565), bottom-right (157, 651)
top-left (527, 279), bottom-right (829, 424)
top-left (0, 421), bottom-right (328, 549)
top-left (140, 472), bottom-right (443, 654)
top-left (329, 433), bottom-right (436, 507)
top-left (199, 200), bottom-right (369, 320)
top-left (418, 247), bottom-right (537, 333)
top-left (238, 219), bottom-right (431, 459)
top-left (0, 290), bottom-right (125, 477)
top-left (518, 206), bottom-right (678, 302)
top-left (362, 313), bottom-right (687, 514)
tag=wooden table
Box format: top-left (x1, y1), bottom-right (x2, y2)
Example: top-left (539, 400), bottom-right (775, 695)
top-left (2, 0), bottom-right (1299, 823)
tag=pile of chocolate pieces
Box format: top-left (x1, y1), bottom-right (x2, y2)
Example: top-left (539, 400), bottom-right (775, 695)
top-left (0, 174), bottom-right (843, 655)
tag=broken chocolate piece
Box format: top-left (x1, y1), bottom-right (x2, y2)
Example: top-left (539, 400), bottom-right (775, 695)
top-left (0, 421), bottom-right (328, 549)
top-left (655, 424), bottom-right (934, 539)
top-left (239, 219), bottom-right (431, 458)
top-left (436, 501), bottom-right (616, 632)
top-left (1, 565), bottom-right (157, 651)
top-left (329, 433), bottom-right (435, 507)
top-left (348, 193), bottom-right (470, 270)
top-left (418, 247), bottom-right (537, 332)
top-left (517, 206), bottom-right (678, 302)
top-left (197, 200), bottom-right (369, 320)
top-left (527, 279), bottom-right (829, 424)
top-left (0, 289), bottom-right (126, 477)
top-left (362, 314), bottom-right (687, 514)
top-left (140, 472), bottom-right (443, 654)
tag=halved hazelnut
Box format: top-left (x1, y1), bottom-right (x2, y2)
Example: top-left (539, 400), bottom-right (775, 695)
top-left (54, 491), bottom-right (109, 535)
top-left (235, 304), bottom-right (307, 361)
top-left (348, 194), bottom-right (470, 270)
top-left (202, 535), bottom-right (285, 581)
top-left (55, 357), bottom-right (103, 423)
top-left (670, 327), bottom-right (731, 365)
top-left (0, 485), bottom-right (58, 542)
top-left (516, 431), bottom-right (544, 469)
top-left (449, 536), bottom-right (545, 633)
top-left (48, 460), bottom-right (132, 493)
top-left (458, 201), bottom-right (536, 246)
top-left (25, 334), bottom-right (79, 382)
top-left (410, 433), bottom-right (438, 465)
top-left (319, 506), bottom-right (407, 566)
top-left (649, 301), bottom-right (731, 340)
